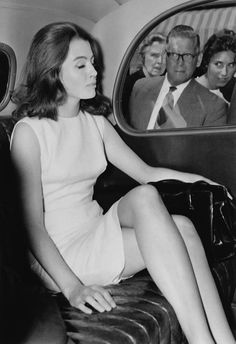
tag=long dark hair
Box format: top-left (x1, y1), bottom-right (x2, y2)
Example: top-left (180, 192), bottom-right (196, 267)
top-left (12, 22), bottom-right (112, 120)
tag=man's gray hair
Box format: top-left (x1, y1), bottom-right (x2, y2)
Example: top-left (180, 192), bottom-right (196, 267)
top-left (167, 25), bottom-right (200, 53)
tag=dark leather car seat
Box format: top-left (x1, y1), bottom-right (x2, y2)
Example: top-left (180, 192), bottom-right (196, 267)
top-left (0, 118), bottom-right (235, 344)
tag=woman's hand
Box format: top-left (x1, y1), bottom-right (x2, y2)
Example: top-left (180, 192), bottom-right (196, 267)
top-left (169, 169), bottom-right (218, 185)
top-left (65, 284), bottom-right (116, 314)
top-left (188, 174), bottom-right (219, 185)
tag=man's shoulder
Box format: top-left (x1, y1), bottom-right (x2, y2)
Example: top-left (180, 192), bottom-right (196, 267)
top-left (187, 79), bottom-right (226, 106)
top-left (133, 75), bottom-right (164, 92)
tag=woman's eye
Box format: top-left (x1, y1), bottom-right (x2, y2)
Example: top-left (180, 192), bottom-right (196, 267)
top-left (228, 63), bottom-right (236, 69)
top-left (76, 64), bottom-right (85, 69)
top-left (214, 62), bottom-right (223, 68)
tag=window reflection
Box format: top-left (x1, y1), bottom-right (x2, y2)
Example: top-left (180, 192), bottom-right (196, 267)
top-left (121, 3), bottom-right (236, 131)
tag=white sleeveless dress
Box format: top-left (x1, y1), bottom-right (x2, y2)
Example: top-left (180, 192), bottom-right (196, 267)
top-left (12, 112), bottom-right (125, 289)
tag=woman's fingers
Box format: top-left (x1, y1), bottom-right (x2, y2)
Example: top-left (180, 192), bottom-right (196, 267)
top-left (103, 291), bottom-right (116, 308)
top-left (86, 295), bottom-right (108, 312)
top-left (77, 302), bottom-right (93, 314)
top-left (93, 286), bottom-right (116, 308)
top-left (71, 285), bottom-right (116, 314)
top-left (86, 288), bottom-right (116, 312)
top-left (93, 292), bottom-right (113, 311)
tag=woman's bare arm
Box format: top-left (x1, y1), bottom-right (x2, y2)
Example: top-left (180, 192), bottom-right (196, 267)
top-left (103, 118), bottom-right (214, 184)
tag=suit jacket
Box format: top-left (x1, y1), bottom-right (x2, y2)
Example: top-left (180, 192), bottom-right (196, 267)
top-left (123, 69), bottom-right (145, 122)
top-left (129, 76), bottom-right (227, 130)
top-left (220, 77), bottom-right (236, 102)
top-left (125, 69), bottom-right (145, 96)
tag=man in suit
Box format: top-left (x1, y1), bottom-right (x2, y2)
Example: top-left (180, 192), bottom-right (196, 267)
top-left (129, 25), bottom-right (227, 130)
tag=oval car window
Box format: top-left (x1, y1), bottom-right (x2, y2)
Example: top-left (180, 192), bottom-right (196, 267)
top-left (0, 43), bottom-right (16, 112)
top-left (114, 0), bottom-right (236, 133)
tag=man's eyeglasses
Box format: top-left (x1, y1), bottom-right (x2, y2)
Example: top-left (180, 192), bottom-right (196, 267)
top-left (166, 51), bottom-right (197, 63)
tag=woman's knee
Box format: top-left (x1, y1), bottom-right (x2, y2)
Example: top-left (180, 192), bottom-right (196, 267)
top-left (118, 184), bottom-right (165, 229)
top-left (128, 184), bottom-right (162, 209)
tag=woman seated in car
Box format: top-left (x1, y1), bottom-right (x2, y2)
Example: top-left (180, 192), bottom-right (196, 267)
top-left (11, 21), bottom-right (236, 344)
top-left (195, 28), bottom-right (236, 104)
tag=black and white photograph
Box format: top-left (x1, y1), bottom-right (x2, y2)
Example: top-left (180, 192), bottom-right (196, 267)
top-left (1, 1), bottom-right (236, 343)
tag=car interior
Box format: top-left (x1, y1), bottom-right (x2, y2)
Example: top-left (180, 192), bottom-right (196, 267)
top-left (1, 0), bottom-right (236, 343)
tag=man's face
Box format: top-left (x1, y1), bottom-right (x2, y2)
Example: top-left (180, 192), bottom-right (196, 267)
top-left (166, 36), bottom-right (199, 86)
top-left (143, 41), bottom-right (166, 77)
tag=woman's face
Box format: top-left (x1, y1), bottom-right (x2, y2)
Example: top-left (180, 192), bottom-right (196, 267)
top-left (60, 38), bottom-right (97, 101)
top-left (143, 41), bottom-right (166, 76)
top-left (207, 50), bottom-right (236, 89)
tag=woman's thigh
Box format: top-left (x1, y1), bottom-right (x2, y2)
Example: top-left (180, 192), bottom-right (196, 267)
top-left (121, 226), bottom-right (146, 278)
top-left (118, 185), bottom-right (167, 278)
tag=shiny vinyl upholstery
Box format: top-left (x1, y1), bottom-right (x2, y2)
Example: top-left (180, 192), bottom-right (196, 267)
top-left (56, 271), bottom-right (187, 344)
top-left (55, 261), bottom-right (236, 344)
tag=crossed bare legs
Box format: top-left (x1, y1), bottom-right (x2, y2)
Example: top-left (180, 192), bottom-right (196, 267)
top-left (118, 184), bottom-right (235, 344)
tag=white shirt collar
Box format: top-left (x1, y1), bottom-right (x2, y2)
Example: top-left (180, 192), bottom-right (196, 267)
top-left (147, 75), bottom-right (192, 129)
top-left (166, 76), bottom-right (191, 102)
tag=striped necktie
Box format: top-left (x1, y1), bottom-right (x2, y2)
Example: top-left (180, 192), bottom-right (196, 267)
top-left (156, 86), bottom-right (177, 127)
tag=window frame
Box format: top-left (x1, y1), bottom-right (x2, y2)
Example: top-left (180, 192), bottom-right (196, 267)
top-left (0, 42), bottom-right (16, 112)
top-left (112, 0), bottom-right (236, 137)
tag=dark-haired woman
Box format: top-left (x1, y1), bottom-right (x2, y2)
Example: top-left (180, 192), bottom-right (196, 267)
top-left (196, 29), bottom-right (236, 103)
top-left (11, 22), bottom-right (236, 344)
